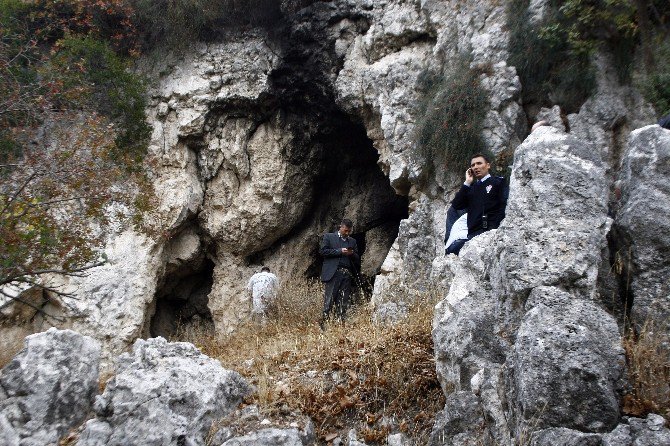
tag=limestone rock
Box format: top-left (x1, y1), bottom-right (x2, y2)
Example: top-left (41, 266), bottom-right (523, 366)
top-left (68, 231), bottom-right (162, 367)
top-left (0, 328), bottom-right (101, 446)
top-left (0, 413), bottom-right (20, 446)
top-left (431, 125), bottom-right (629, 442)
top-left (626, 414), bottom-right (670, 446)
top-left (432, 232), bottom-right (506, 395)
top-left (428, 391), bottom-right (492, 446)
top-left (615, 124), bottom-right (670, 332)
top-left (535, 105), bottom-right (566, 131)
top-left (530, 427), bottom-right (602, 446)
top-left (386, 432), bottom-right (410, 446)
top-left (491, 126), bottom-right (611, 319)
top-left (347, 429), bottom-right (368, 446)
top-left (601, 423), bottom-right (632, 446)
top-left (221, 428), bottom-right (308, 446)
top-left (371, 194), bottom-right (444, 309)
top-left (511, 287), bottom-right (625, 433)
top-left (78, 337), bottom-right (249, 446)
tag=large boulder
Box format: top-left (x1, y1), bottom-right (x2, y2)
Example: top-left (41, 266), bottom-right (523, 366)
top-left (491, 126), bottom-right (611, 318)
top-left (0, 328), bottom-right (101, 446)
top-left (432, 125), bottom-right (628, 442)
top-left (221, 428), bottom-right (309, 446)
top-left (427, 391), bottom-right (492, 446)
top-left (614, 124), bottom-right (670, 332)
top-left (77, 337), bottom-right (249, 446)
top-left (511, 287), bottom-right (625, 433)
top-left (432, 231), bottom-right (506, 394)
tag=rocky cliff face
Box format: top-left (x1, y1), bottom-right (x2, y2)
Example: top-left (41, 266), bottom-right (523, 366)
top-left (1, 0), bottom-right (669, 443)
top-left (52, 0), bottom-right (532, 357)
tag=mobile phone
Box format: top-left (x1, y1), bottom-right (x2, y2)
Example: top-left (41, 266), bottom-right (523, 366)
top-left (468, 168), bottom-right (473, 176)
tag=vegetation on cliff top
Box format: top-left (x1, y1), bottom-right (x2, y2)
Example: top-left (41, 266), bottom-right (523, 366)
top-left (414, 58), bottom-right (493, 183)
top-left (0, 0), bottom-right (153, 308)
top-left (508, 0), bottom-right (670, 115)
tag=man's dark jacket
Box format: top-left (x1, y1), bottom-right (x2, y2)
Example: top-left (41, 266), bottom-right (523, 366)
top-left (320, 232), bottom-right (359, 282)
top-left (451, 176), bottom-right (508, 237)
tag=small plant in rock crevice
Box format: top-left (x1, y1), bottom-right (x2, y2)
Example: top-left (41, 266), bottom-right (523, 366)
top-left (414, 57), bottom-right (491, 185)
top-left (622, 321), bottom-right (670, 422)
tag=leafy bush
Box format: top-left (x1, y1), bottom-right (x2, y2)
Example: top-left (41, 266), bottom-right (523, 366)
top-left (48, 36), bottom-right (150, 159)
top-left (0, 1), bottom-right (154, 304)
top-left (509, 0), bottom-right (670, 115)
top-left (414, 58), bottom-right (490, 182)
top-left (507, 0), bottom-right (597, 113)
top-left (129, 0), bottom-right (283, 52)
top-left (636, 36), bottom-right (670, 116)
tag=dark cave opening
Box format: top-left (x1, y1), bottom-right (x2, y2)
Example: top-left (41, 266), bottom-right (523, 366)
top-left (149, 254), bottom-right (216, 340)
top-left (243, 105), bottom-right (409, 297)
top-left (237, 5), bottom-right (409, 294)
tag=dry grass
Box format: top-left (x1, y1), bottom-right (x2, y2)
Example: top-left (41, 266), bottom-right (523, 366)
top-left (622, 321), bottom-right (670, 422)
top-left (178, 278), bottom-right (445, 444)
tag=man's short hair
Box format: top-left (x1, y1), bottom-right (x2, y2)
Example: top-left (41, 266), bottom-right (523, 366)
top-left (470, 153), bottom-right (491, 164)
top-left (340, 218), bottom-right (353, 228)
top-left (261, 266), bottom-right (270, 272)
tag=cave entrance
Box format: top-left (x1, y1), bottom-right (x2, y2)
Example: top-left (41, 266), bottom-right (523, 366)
top-left (149, 255), bottom-right (215, 340)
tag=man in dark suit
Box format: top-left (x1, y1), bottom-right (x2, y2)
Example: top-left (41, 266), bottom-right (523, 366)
top-left (447, 153), bottom-right (508, 255)
top-left (320, 218), bottom-right (359, 326)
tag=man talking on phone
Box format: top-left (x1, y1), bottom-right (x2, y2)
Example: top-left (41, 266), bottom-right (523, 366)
top-left (447, 153), bottom-right (508, 255)
top-left (319, 218), bottom-right (359, 328)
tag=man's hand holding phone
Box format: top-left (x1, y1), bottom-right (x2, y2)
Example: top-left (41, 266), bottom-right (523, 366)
top-left (342, 247), bottom-right (354, 256)
top-left (465, 168), bottom-right (474, 185)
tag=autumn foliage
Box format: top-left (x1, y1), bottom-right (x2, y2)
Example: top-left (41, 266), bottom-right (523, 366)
top-left (0, 0), bottom-right (152, 302)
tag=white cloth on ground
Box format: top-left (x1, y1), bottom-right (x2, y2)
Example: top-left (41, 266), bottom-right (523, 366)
top-left (445, 213), bottom-right (469, 249)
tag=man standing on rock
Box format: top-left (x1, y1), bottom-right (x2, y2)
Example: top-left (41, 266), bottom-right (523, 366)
top-left (247, 266), bottom-right (279, 322)
top-left (447, 153), bottom-right (508, 255)
top-left (319, 218), bottom-right (359, 328)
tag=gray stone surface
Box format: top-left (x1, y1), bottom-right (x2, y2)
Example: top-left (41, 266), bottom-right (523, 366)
top-left (615, 124), bottom-right (670, 333)
top-left (601, 423), bottom-right (632, 446)
top-left (627, 414), bottom-right (670, 446)
top-left (386, 432), bottom-right (410, 446)
top-left (0, 413), bottom-right (20, 446)
top-left (221, 428), bottom-right (307, 446)
top-left (530, 427), bottom-right (602, 446)
top-left (0, 328), bottom-right (101, 446)
top-left (432, 125), bottom-right (631, 442)
top-left (491, 126), bottom-right (611, 313)
top-left (432, 232), bottom-right (506, 395)
top-left (77, 337), bottom-right (249, 446)
top-left (428, 391), bottom-right (492, 446)
top-left (512, 287), bottom-right (625, 433)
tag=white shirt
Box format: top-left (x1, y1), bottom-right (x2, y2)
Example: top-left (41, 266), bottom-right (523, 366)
top-left (464, 173), bottom-right (491, 186)
top-left (247, 272), bottom-right (278, 300)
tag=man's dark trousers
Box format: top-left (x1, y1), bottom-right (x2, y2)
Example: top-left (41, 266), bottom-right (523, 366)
top-left (323, 268), bottom-right (352, 321)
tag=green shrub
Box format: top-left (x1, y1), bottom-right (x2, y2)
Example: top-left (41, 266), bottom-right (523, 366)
top-left (507, 0), bottom-right (597, 113)
top-left (129, 0), bottom-right (283, 52)
top-left (49, 36), bottom-right (150, 159)
top-left (636, 36), bottom-right (670, 116)
top-left (414, 58), bottom-right (490, 182)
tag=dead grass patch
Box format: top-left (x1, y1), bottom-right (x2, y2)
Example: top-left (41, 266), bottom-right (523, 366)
top-left (622, 321), bottom-right (670, 422)
top-left (178, 278), bottom-right (445, 444)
